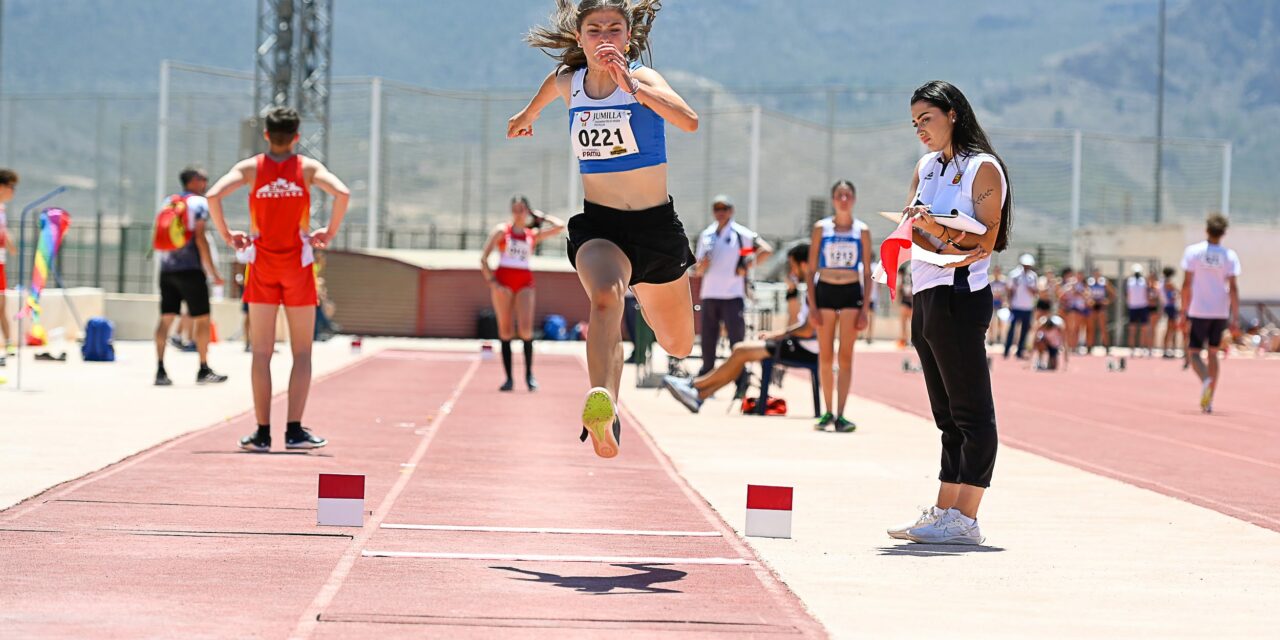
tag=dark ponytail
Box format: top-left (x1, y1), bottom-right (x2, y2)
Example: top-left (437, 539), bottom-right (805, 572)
top-left (911, 81), bottom-right (1013, 252)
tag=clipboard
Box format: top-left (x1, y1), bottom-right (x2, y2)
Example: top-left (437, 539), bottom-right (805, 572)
top-left (878, 210), bottom-right (988, 235)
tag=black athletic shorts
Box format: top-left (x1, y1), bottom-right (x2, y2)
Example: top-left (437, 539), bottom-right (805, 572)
top-left (567, 198), bottom-right (695, 287)
top-left (1128, 307), bottom-right (1151, 325)
top-left (765, 337), bottom-right (818, 365)
top-left (814, 280), bottom-right (864, 310)
top-left (1188, 317), bottom-right (1228, 350)
top-left (159, 270), bottom-right (211, 317)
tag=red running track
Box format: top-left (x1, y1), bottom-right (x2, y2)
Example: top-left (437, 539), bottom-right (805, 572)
top-left (0, 351), bottom-right (824, 639)
top-left (852, 351), bottom-right (1280, 532)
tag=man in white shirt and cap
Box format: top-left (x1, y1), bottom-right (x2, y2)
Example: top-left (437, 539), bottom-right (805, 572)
top-left (693, 195), bottom-right (773, 376)
top-left (1125, 263), bottom-right (1154, 355)
top-left (1003, 253), bottom-right (1038, 359)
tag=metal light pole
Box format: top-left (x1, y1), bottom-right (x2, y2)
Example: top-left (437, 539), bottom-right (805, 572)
top-left (1154, 0), bottom-right (1166, 223)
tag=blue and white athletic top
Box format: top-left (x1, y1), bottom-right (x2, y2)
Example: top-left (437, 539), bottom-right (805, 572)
top-left (568, 64), bottom-right (667, 174)
top-left (816, 216), bottom-right (868, 271)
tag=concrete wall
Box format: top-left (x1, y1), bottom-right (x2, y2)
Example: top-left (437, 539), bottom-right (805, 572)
top-left (105, 294), bottom-right (248, 342)
top-left (3, 288), bottom-right (105, 343)
top-left (1075, 223), bottom-right (1280, 301)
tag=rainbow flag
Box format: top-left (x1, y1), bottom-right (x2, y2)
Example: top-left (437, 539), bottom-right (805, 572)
top-left (23, 208), bottom-right (71, 346)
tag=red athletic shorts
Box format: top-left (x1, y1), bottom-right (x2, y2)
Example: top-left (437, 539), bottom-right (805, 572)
top-left (0, 263), bottom-right (6, 290)
top-left (244, 256), bottom-right (317, 307)
top-left (494, 267), bottom-right (534, 294)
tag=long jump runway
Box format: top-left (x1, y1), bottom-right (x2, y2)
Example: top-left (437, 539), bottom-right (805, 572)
top-left (0, 351), bottom-right (823, 638)
top-left (855, 351), bottom-right (1280, 533)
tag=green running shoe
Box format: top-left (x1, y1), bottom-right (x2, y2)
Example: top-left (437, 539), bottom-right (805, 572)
top-left (835, 416), bottom-right (857, 433)
top-left (814, 412), bottom-right (835, 431)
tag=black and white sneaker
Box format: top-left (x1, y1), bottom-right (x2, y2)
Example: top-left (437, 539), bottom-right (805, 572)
top-left (196, 368), bottom-right (228, 384)
top-left (155, 370), bottom-right (173, 386)
top-left (239, 432), bottom-right (271, 452)
top-left (285, 427), bottom-right (328, 450)
top-left (526, 376), bottom-right (539, 392)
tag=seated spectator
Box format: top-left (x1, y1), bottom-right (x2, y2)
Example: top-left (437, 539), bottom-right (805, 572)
top-left (1033, 315), bottom-right (1067, 371)
top-left (664, 243), bottom-right (816, 413)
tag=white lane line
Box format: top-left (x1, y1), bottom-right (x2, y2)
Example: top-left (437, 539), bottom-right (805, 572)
top-left (290, 358), bottom-right (481, 640)
top-left (361, 550), bottom-right (750, 565)
top-left (380, 523), bottom-right (722, 537)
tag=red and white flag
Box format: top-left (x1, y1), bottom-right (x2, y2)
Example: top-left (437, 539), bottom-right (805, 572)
top-left (745, 485), bottom-right (793, 539)
top-left (879, 217), bottom-right (914, 301)
top-left (318, 474), bottom-right (365, 527)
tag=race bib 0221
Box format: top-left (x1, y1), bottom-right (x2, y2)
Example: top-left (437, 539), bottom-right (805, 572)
top-left (573, 109), bottom-right (640, 161)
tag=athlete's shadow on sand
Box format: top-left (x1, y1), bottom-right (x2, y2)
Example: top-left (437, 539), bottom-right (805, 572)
top-left (877, 544), bottom-right (1006, 557)
top-left (491, 564), bottom-right (687, 595)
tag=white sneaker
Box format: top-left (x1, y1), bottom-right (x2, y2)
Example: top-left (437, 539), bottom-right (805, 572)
top-left (886, 506), bottom-right (945, 540)
top-left (903, 508), bottom-right (986, 545)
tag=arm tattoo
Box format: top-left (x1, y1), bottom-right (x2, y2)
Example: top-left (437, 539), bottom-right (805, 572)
top-left (974, 187), bottom-right (995, 206)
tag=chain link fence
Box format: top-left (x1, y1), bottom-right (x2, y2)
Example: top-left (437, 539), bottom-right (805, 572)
top-left (0, 63), bottom-right (1242, 294)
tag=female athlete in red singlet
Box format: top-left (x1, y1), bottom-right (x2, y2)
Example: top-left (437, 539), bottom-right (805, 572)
top-left (207, 106), bottom-right (351, 453)
top-left (479, 196), bottom-right (566, 391)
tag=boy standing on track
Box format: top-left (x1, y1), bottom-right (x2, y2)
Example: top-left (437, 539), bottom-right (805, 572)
top-left (206, 107), bottom-right (351, 451)
top-left (1180, 213), bottom-right (1240, 414)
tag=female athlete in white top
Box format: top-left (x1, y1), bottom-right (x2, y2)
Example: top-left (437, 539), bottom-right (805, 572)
top-left (508, 0), bottom-right (699, 458)
top-left (806, 180), bottom-right (872, 432)
top-left (480, 196), bottom-right (566, 392)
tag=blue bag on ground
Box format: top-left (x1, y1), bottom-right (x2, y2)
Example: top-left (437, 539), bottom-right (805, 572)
top-left (81, 317), bottom-right (116, 362)
top-left (542, 314), bottom-right (568, 341)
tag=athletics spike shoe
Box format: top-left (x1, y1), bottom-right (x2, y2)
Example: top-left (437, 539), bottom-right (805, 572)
top-left (887, 506), bottom-right (945, 540)
top-left (285, 427), bottom-right (328, 450)
top-left (196, 367), bottom-right (228, 384)
top-left (239, 432), bottom-right (271, 452)
top-left (834, 416), bottom-right (857, 433)
top-left (613, 418), bottom-right (622, 444)
top-left (1200, 379), bottom-right (1213, 413)
top-left (499, 379), bottom-right (514, 392)
top-left (663, 375), bottom-right (703, 414)
top-left (814, 412), bottom-right (835, 432)
top-left (526, 376), bottom-right (539, 392)
top-left (155, 369), bottom-right (173, 386)
top-left (581, 387), bottom-right (619, 458)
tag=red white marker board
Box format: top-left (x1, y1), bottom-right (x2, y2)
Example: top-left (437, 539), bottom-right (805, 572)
top-left (318, 474), bottom-right (365, 527)
top-left (745, 485), bottom-right (793, 539)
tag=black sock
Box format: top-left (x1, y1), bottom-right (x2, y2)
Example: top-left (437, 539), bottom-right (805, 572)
top-left (523, 340), bottom-right (534, 378)
top-left (501, 340), bottom-right (513, 380)
top-left (198, 362), bottom-right (210, 372)
top-left (256, 424), bottom-right (271, 438)
top-left (286, 421), bottom-right (303, 435)
top-left (157, 361), bottom-right (166, 374)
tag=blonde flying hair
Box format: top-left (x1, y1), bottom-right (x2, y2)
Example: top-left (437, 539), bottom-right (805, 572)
top-left (526, 0), bottom-right (662, 70)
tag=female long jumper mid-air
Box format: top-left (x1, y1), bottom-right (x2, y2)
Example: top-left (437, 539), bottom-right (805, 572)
top-left (508, 0), bottom-right (698, 458)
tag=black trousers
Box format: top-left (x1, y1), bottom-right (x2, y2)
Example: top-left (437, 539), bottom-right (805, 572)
top-left (699, 297), bottom-right (746, 375)
top-left (912, 285), bottom-right (998, 488)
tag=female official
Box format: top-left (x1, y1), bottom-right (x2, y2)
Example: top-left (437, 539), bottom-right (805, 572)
top-left (886, 81), bottom-right (1013, 545)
